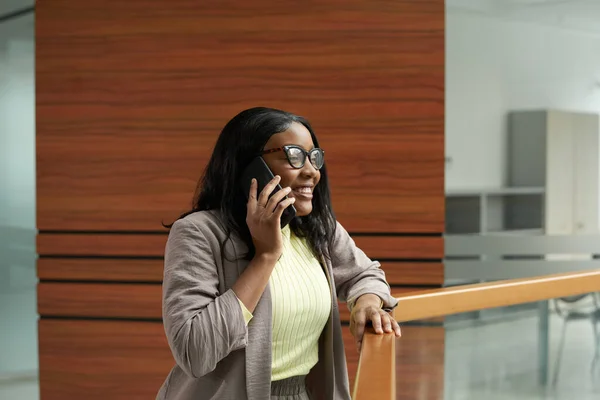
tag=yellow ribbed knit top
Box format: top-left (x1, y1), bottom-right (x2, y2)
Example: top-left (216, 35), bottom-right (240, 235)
top-left (237, 225), bottom-right (331, 381)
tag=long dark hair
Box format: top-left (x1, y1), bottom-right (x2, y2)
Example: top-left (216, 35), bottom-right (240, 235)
top-left (166, 107), bottom-right (336, 260)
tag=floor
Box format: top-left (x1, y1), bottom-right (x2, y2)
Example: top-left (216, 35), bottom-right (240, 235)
top-left (1, 305), bottom-right (598, 399)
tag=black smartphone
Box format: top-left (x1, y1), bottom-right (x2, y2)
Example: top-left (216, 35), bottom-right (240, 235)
top-left (240, 156), bottom-right (297, 228)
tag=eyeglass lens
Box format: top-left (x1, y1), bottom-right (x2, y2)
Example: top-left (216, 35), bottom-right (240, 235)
top-left (286, 146), bottom-right (324, 169)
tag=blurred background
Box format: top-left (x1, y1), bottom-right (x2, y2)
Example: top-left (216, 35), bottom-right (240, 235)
top-left (0, 0), bottom-right (36, 396)
top-left (1, 0), bottom-right (600, 399)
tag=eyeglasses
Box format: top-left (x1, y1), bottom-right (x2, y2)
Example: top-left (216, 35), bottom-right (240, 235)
top-left (261, 145), bottom-right (325, 170)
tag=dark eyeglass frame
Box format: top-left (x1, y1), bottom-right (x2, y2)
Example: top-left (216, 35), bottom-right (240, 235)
top-left (261, 145), bottom-right (325, 170)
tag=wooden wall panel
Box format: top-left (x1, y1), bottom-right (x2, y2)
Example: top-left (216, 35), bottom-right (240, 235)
top-left (38, 319), bottom-right (363, 400)
top-left (36, 0), bottom-right (444, 233)
top-left (36, 0), bottom-right (445, 398)
top-left (38, 281), bottom-right (440, 323)
top-left (38, 282), bottom-right (162, 319)
top-left (36, 233), bottom-right (167, 257)
top-left (37, 233), bottom-right (442, 259)
top-left (383, 262), bottom-right (444, 286)
top-left (37, 258), bottom-right (443, 286)
top-left (353, 236), bottom-right (444, 260)
top-left (37, 258), bottom-right (164, 282)
top-left (39, 320), bottom-right (173, 400)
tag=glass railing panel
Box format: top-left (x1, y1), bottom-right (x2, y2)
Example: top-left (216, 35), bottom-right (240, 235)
top-left (394, 292), bottom-right (600, 400)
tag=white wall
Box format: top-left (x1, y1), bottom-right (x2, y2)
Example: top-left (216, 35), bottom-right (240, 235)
top-left (0, 14), bottom-right (37, 377)
top-left (445, 9), bottom-right (600, 190)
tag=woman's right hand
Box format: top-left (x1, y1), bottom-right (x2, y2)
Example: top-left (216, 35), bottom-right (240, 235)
top-left (246, 176), bottom-right (296, 259)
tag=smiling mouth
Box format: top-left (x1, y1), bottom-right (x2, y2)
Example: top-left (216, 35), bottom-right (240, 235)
top-left (292, 186), bottom-right (313, 198)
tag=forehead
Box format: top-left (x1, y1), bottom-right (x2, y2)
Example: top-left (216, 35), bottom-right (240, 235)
top-left (264, 122), bottom-right (314, 149)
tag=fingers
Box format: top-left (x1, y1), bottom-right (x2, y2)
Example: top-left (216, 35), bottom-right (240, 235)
top-left (353, 311), bottom-right (367, 353)
top-left (273, 197), bottom-right (296, 219)
top-left (257, 176), bottom-right (281, 207)
top-left (370, 309), bottom-right (383, 334)
top-left (374, 310), bottom-right (402, 337)
top-left (381, 312), bottom-right (393, 333)
top-left (247, 179), bottom-right (258, 211)
top-left (352, 309), bottom-right (402, 354)
top-left (377, 311), bottom-right (402, 337)
top-left (392, 318), bottom-right (402, 337)
top-left (266, 186), bottom-right (292, 213)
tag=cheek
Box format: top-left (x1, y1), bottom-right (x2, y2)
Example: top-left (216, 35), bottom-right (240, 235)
top-left (277, 170), bottom-right (300, 189)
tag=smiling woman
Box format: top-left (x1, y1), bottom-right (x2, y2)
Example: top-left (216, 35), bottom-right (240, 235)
top-left (159, 107), bottom-right (401, 400)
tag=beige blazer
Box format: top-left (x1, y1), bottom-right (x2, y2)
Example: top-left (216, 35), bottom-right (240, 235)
top-left (157, 210), bottom-right (398, 400)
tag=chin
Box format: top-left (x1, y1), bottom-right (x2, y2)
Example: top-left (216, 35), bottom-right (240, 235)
top-left (294, 204), bottom-right (312, 217)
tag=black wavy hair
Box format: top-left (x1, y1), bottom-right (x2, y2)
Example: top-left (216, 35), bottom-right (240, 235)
top-left (166, 107), bottom-right (337, 260)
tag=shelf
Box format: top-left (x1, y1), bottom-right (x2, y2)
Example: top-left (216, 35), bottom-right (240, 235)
top-left (446, 188), bottom-right (544, 234)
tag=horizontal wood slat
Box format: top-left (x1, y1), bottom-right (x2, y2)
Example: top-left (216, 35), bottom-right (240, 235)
top-left (37, 233), bottom-right (442, 260)
top-left (37, 233), bottom-right (167, 257)
top-left (37, 258), bottom-right (164, 282)
top-left (38, 282), bottom-right (162, 319)
top-left (353, 236), bottom-right (443, 259)
top-left (39, 282), bottom-right (430, 321)
top-left (37, 258), bottom-right (442, 286)
top-left (38, 319), bottom-right (173, 400)
top-left (383, 262), bottom-right (443, 285)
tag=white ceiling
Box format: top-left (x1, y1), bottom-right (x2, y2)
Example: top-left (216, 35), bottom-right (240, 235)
top-left (0, 0), bottom-right (33, 19)
top-left (448, 0), bottom-right (600, 35)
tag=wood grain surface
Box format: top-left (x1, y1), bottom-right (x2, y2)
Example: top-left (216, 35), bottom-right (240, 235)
top-left (37, 258), bottom-right (164, 282)
top-left (37, 282), bottom-right (162, 319)
top-left (36, 0), bottom-right (445, 398)
top-left (395, 326), bottom-right (444, 400)
top-left (37, 258), bottom-right (443, 286)
top-left (37, 283), bottom-right (434, 321)
top-left (37, 232), bottom-right (442, 259)
top-left (353, 325), bottom-right (444, 400)
top-left (353, 328), bottom-right (397, 400)
top-left (36, 0), bottom-right (444, 233)
top-left (394, 269), bottom-right (600, 323)
top-left (37, 319), bottom-right (362, 400)
top-left (38, 319), bottom-right (173, 400)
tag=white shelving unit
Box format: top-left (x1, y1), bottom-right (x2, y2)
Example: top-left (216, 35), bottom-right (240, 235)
top-left (445, 187), bottom-right (545, 235)
top-left (509, 110), bottom-right (600, 237)
top-left (446, 109), bottom-right (600, 237)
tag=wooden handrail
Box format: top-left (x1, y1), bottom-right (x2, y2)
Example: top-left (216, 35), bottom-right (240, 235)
top-left (392, 269), bottom-right (600, 322)
top-left (352, 328), bottom-right (396, 400)
top-left (352, 269), bottom-right (600, 400)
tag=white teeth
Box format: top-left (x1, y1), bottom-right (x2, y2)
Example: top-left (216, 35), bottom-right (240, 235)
top-left (295, 187), bottom-right (312, 194)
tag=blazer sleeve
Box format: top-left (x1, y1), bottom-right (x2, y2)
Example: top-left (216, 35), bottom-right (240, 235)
top-left (330, 222), bottom-right (399, 313)
top-left (162, 217), bottom-right (248, 379)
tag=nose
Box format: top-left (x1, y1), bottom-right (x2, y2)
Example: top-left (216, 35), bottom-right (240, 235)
top-left (300, 159), bottom-right (319, 178)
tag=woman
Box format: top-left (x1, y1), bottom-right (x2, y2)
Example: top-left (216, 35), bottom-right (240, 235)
top-left (157, 107), bottom-right (401, 400)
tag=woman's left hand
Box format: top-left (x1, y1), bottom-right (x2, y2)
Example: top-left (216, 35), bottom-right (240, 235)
top-left (349, 294), bottom-right (402, 352)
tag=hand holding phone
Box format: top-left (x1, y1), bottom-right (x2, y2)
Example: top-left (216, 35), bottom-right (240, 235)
top-left (245, 175), bottom-right (296, 258)
top-left (241, 157), bottom-right (297, 228)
